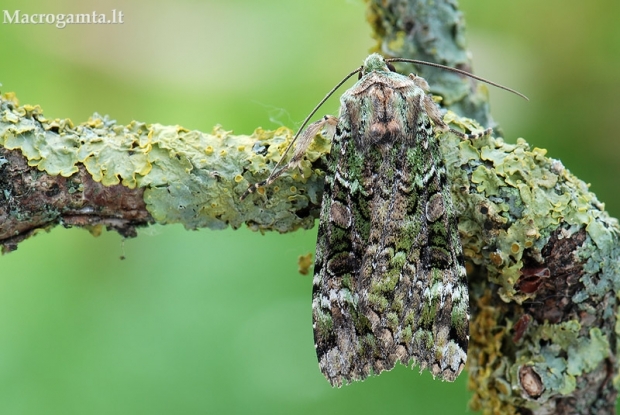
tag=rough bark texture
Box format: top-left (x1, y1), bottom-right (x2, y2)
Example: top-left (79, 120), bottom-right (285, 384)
top-left (521, 229), bottom-right (617, 414)
top-left (0, 1), bottom-right (618, 414)
top-left (0, 98), bottom-right (325, 252)
top-left (0, 147), bottom-right (152, 253)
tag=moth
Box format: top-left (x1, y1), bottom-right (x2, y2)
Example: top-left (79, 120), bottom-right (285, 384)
top-left (243, 53), bottom-right (525, 386)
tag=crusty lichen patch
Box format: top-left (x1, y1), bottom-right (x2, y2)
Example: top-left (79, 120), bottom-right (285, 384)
top-left (444, 112), bottom-right (618, 303)
top-left (0, 92), bottom-right (329, 232)
top-left (442, 112), bottom-right (620, 413)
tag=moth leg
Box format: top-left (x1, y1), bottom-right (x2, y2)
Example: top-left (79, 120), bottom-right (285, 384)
top-left (241, 115), bottom-right (338, 200)
top-left (420, 90), bottom-right (492, 140)
top-left (409, 73), bottom-right (431, 92)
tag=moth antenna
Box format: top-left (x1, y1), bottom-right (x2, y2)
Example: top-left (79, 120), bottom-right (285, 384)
top-left (242, 66), bottom-right (361, 200)
top-left (264, 66), bottom-right (361, 179)
top-left (387, 58), bottom-right (529, 101)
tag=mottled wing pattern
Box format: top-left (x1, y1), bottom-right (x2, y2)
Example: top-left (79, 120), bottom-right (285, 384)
top-left (312, 67), bottom-right (469, 386)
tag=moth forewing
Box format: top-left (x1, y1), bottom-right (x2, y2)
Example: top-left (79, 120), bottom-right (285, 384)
top-left (287, 115), bottom-right (338, 172)
top-left (240, 115), bottom-right (338, 199)
top-left (312, 53), bottom-right (474, 386)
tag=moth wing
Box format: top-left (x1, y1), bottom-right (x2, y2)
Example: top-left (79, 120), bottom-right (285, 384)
top-left (312, 78), bottom-right (469, 386)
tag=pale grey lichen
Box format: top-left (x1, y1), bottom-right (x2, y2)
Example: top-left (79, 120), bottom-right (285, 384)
top-left (2, 81), bottom-right (619, 414)
top-left (0, 92), bottom-right (329, 233)
top-left (443, 114), bottom-right (619, 413)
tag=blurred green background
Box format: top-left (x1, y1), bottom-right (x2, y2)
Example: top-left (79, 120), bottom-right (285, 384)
top-left (1, 0), bottom-right (619, 414)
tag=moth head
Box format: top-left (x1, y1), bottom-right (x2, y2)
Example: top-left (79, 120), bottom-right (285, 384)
top-left (360, 53), bottom-right (393, 79)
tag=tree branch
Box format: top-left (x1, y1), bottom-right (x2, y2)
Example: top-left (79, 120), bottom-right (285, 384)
top-left (0, 1), bottom-right (618, 414)
top-left (366, 0), bottom-right (620, 413)
top-left (0, 96), bottom-right (325, 252)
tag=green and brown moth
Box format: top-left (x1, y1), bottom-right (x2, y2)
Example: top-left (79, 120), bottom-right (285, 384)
top-left (243, 53), bottom-right (525, 386)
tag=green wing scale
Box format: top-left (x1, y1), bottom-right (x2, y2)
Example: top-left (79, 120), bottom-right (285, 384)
top-left (312, 54), bottom-right (469, 386)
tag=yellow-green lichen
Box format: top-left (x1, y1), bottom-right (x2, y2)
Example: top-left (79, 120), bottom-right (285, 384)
top-left (0, 93), bottom-right (330, 232)
top-left (442, 111), bottom-right (619, 303)
top-left (442, 113), bottom-right (620, 412)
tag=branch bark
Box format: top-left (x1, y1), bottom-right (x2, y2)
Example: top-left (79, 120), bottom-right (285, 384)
top-left (365, 0), bottom-right (620, 413)
top-left (0, 1), bottom-right (618, 414)
top-left (0, 102), bottom-right (325, 252)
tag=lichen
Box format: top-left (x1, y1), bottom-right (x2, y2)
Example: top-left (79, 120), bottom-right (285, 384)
top-left (443, 112), bottom-right (620, 413)
top-left (0, 92), bottom-right (329, 233)
top-left (443, 112), bottom-right (618, 302)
